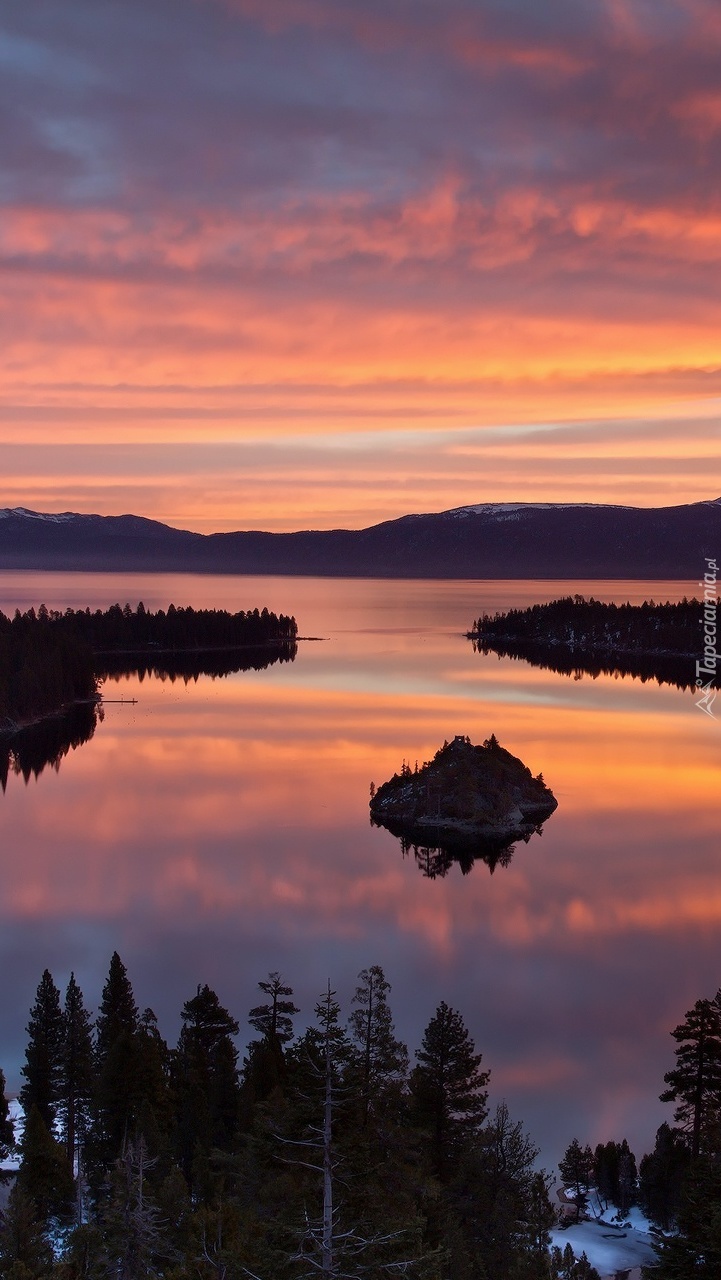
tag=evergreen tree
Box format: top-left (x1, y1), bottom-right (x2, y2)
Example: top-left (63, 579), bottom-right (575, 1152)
top-left (91, 952), bottom-right (143, 1175)
top-left (638, 1122), bottom-right (690, 1230)
top-left (592, 1138), bottom-right (637, 1215)
top-left (445, 1102), bottom-right (545, 1280)
top-left (0, 1071), bottom-right (13, 1169)
top-left (95, 952), bottom-right (139, 1066)
top-left (410, 1002), bottom-right (489, 1183)
top-left (98, 1138), bottom-right (167, 1279)
top-left (524, 1170), bottom-right (558, 1278)
top-left (348, 964), bottom-right (409, 1126)
top-left (17, 1104), bottom-right (75, 1229)
top-left (558, 1139), bottom-right (594, 1221)
top-left (242, 973), bottom-right (297, 1116)
top-left (647, 1157), bottom-right (721, 1278)
top-left (279, 986), bottom-right (425, 1280)
top-left (616, 1139), bottom-right (637, 1216)
top-left (550, 1243), bottom-right (601, 1279)
top-left (248, 972), bottom-right (298, 1047)
top-left (660, 997), bottom-right (721, 1159)
top-left (134, 1009), bottom-right (174, 1165)
top-left (59, 972), bottom-right (94, 1169)
top-left (593, 1141), bottom-right (617, 1210)
top-left (174, 984), bottom-right (240, 1188)
top-left (0, 1186), bottom-right (54, 1279)
top-left (19, 969), bottom-right (64, 1131)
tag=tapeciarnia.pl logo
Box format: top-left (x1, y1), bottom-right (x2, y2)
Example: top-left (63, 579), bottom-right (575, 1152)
top-left (695, 556), bottom-right (718, 719)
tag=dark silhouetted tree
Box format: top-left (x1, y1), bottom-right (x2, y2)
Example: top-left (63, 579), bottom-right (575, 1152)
top-left (90, 953), bottom-right (143, 1181)
top-left (558, 1139), bottom-right (594, 1222)
top-left (0, 1185), bottom-right (54, 1279)
top-left (248, 972), bottom-right (298, 1047)
top-left (59, 971), bottom-right (94, 1169)
top-left (348, 964), bottom-right (408, 1126)
top-left (660, 998), bottom-right (721, 1159)
top-left (647, 1158), bottom-right (721, 1278)
top-left (638, 1122), bottom-right (690, 1230)
top-left (95, 952), bottom-right (139, 1066)
top-left (17, 1104), bottom-right (75, 1229)
top-left (174, 984), bottom-right (240, 1189)
top-left (0, 1071), bottom-right (13, 1171)
top-left (19, 969), bottom-right (64, 1131)
top-left (98, 1138), bottom-right (167, 1279)
top-left (410, 1001), bottom-right (489, 1182)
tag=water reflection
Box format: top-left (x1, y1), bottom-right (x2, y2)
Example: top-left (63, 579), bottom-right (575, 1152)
top-left (373, 819), bottom-right (549, 878)
top-left (98, 640), bottom-right (297, 683)
top-left (0, 572), bottom-right (717, 1176)
top-left (0, 701), bottom-right (99, 790)
top-left (471, 638), bottom-right (695, 692)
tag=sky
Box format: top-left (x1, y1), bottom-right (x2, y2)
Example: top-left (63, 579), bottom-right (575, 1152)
top-left (2, 0), bottom-right (721, 532)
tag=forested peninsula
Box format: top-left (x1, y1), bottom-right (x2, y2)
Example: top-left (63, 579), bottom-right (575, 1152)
top-left (469, 596), bottom-right (701, 690)
top-left (0, 602), bottom-right (298, 730)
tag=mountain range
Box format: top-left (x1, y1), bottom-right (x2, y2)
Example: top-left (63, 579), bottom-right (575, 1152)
top-left (0, 499), bottom-right (719, 579)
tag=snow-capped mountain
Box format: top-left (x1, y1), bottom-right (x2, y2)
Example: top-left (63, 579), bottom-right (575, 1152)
top-left (0, 499), bottom-right (717, 578)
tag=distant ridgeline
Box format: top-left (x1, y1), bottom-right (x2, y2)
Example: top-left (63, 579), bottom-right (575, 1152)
top-left (469, 596), bottom-right (701, 691)
top-left (0, 601), bottom-right (298, 733)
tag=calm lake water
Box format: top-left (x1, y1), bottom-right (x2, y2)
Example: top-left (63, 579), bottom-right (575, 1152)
top-left (1, 572), bottom-right (718, 1170)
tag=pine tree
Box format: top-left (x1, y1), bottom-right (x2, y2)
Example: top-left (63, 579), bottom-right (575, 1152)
top-left (174, 984), bottom-right (240, 1187)
top-left (647, 1157), bottom-right (721, 1278)
top-left (279, 985), bottom-right (424, 1280)
top-left (134, 1008), bottom-right (174, 1163)
top-left (348, 964), bottom-right (409, 1126)
top-left (638, 1122), bottom-right (689, 1230)
top-left (17, 1104), bottom-right (76, 1229)
top-left (95, 952), bottom-right (139, 1066)
top-left (0, 1070), bottom-right (13, 1167)
top-left (0, 1185), bottom-right (54, 1279)
top-left (550, 1242), bottom-right (601, 1279)
top-left (445, 1101), bottom-right (544, 1280)
top-left (616, 1139), bottom-right (637, 1216)
top-left (558, 1139), bottom-right (594, 1221)
top-left (19, 969), bottom-right (64, 1131)
top-left (98, 1138), bottom-right (167, 1279)
top-left (248, 972), bottom-right (299, 1047)
top-left (660, 998), bottom-right (721, 1158)
top-left (91, 953), bottom-right (142, 1180)
top-left (59, 972), bottom-right (94, 1168)
top-left (410, 1001), bottom-right (489, 1182)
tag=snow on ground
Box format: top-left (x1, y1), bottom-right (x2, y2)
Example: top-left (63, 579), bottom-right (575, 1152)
top-left (551, 1201), bottom-right (657, 1278)
top-left (0, 1100), bottom-right (23, 1173)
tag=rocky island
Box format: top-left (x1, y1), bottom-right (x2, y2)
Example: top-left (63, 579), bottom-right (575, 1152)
top-left (370, 734), bottom-right (557, 863)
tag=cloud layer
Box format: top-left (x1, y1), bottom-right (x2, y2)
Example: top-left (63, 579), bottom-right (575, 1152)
top-left (2, 0), bottom-right (720, 525)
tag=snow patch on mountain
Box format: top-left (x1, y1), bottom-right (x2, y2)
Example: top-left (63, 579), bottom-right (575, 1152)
top-left (0, 507), bottom-right (80, 523)
top-left (446, 502), bottom-right (634, 521)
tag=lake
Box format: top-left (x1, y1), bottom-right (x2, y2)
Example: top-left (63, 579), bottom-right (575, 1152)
top-left (0, 571), bottom-right (718, 1171)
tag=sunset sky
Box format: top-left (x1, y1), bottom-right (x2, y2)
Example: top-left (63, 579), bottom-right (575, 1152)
top-left (3, 0), bottom-right (721, 531)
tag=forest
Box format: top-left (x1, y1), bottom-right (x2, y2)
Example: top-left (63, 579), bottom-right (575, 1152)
top-left (0, 604), bottom-right (298, 729)
top-left (469, 596), bottom-right (702, 691)
top-left (1, 958), bottom-right (718, 1279)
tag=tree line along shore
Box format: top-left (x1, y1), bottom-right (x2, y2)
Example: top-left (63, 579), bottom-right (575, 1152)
top-left (0, 956), bottom-right (718, 1278)
top-left (469, 596), bottom-right (704, 690)
top-left (0, 603), bottom-right (298, 730)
